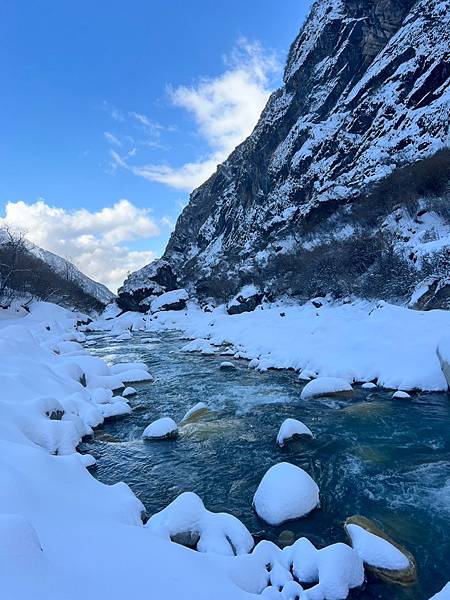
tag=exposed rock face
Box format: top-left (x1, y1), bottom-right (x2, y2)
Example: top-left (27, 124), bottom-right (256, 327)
top-left (124, 0), bottom-right (450, 307)
top-left (117, 259), bottom-right (178, 312)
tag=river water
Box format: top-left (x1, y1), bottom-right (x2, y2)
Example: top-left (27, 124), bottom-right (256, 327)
top-left (80, 329), bottom-right (450, 599)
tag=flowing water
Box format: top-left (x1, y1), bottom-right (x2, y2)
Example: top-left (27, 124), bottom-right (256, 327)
top-left (81, 330), bottom-right (450, 599)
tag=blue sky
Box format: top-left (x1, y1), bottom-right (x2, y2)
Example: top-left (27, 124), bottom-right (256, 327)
top-left (1, 0), bottom-right (311, 290)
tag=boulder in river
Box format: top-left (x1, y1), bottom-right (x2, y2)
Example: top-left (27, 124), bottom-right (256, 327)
top-left (276, 418), bottom-right (313, 447)
top-left (344, 515), bottom-right (417, 585)
top-left (180, 402), bottom-right (209, 424)
top-left (301, 377), bottom-right (353, 400)
top-left (253, 462), bottom-right (319, 526)
top-left (142, 417), bottom-right (178, 440)
top-left (219, 361), bottom-right (237, 371)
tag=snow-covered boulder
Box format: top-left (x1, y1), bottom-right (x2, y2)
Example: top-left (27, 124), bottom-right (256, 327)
top-left (122, 386), bottom-right (137, 397)
top-left (285, 538), bottom-right (365, 599)
top-left (220, 361), bottom-right (237, 371)
top-left (301, 377), bottom-right (353, 400)
top-left (227, 285), bottom-right (264, 315)
top-left (180, 402), bottom-right (209, 424)
top-left (362, 382), bottom-right (377, 389)
top-left (253, 462), bottom-right (319, 525)
top-left (147, 491), bottom-right (254, 556)
top-left (276, 418), bottom-right (313, 447)
top-left (150, 289), bottom-right (188, 313)
top-left (392, 390), bottom-right (411, 399)
top-left (142, 417), bottom-right (178, 440)
top-left (344, 515), bottom-right (416, 584)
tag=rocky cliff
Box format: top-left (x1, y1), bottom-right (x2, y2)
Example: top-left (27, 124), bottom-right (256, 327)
top-left (120, 0), bottom-right (450, 311)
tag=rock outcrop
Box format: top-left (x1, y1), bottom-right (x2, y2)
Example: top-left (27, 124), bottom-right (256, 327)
top-left (122, 0), bottom-right (450, 308)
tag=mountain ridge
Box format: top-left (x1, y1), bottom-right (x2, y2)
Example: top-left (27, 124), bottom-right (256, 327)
top-left (120, 0), bottom-right (450, 311)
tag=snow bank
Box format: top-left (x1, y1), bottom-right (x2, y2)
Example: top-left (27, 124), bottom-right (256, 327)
top-left (0, 301), bottom-right (264, 600)
top-left (142, 417), bottom-right (178, 440)
top-left (129, 299), bottom-right (450, 391)
top-left (147, 492), bottom-right (254, 556)
top-left (301, 377), bottom-right (353, 400)
top-left (253, 462), bottom-right (319, 525)
top-left (276, 418), bottom-right (313, 447)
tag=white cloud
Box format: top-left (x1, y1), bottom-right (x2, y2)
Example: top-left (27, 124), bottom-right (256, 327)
top-left (111, 38), bottom-right (280, 191)
top-left (0, 200), bottom-right (160, 292)
top-left (104, 131), bottom-right (122, 146)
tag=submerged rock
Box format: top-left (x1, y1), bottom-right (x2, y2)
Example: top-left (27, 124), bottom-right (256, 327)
top-left (278, 530), bottom-right (296, 548)
top-left (142, 417), bottom-right (178, 440)
top-left (344, 515), bottom-right (417, 585)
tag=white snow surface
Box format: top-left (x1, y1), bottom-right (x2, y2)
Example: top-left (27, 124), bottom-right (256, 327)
top-left (253, 462), bottom-right (319, 526)
top-left (99, 299), bottom-right (450, 392)
top-left (142, 417), bottom-right (178, 439)
top-left (277, 418), bottom-right (313, 447)
top-left (301, 377), bottom-right (353, 400)
top-left (346, 524), bottom-right (410, 571)
top-left (0, 301), bottom-right (272, 600)
top-left (147, 492), bottom-right (254, 556)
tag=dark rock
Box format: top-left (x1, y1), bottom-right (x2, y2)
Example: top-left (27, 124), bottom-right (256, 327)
top-left (227, 291), bottom-right (264, 315)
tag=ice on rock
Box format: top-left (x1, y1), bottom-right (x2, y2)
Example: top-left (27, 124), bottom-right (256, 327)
top-left (301, 377), bottom-right (353, 400)
top-left (122, 386), bottom-right (137, 397)
top-left (142, 417), bottom-right (178, 440)
top-left (277, 418), bottom-right (313, 447)
top-left (392, 390), bottom-right (411, 399)
top-left (253, 462), bottom-right (319, 525)
top-left (345, 524), bottom-right (410, 570)
top-left (362, 382), bottom-right (377, 389)
top-left (147, 491), bottom-right (254, 556)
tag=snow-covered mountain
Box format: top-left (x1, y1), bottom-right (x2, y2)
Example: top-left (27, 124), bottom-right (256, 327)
top-left (120, 0), bottom-right (450, 311)
top-left (0, 229), bottom-right (114, 310)
top-left (25, 242), bottom-right (114, 306)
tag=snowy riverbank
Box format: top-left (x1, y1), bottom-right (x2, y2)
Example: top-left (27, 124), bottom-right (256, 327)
top-left (2, 300), bottom-right (449, 599)
top-left (94, 298), bottom-right (450, 392)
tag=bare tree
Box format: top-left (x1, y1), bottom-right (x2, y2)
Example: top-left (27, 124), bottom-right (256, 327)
top-left (0, 225), bottom-right (29, 305)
